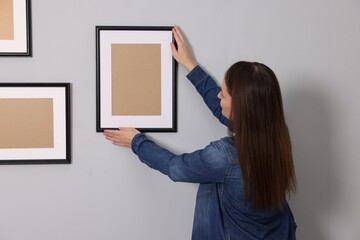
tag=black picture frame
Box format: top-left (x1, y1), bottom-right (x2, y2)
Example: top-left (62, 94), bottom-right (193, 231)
top-left (0, 83), bottom-right (71, 164)
top-left (0, 0), bottom-right (32, 56)
top-left (96, 26), bottom-right (177, 132)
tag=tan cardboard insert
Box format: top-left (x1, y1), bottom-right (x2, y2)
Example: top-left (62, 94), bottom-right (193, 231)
top-left (0, 0), bottom-right (15, 40)
top-left (0, 98), bottom-right (54, 149)
top-left (111, 44), bottom-right (162, 116)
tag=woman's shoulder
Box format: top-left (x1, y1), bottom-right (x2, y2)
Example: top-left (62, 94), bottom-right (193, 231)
top-left (214, 136), bottom-right (235, 149)
top-left (208, 137), bottom-right (238, 164)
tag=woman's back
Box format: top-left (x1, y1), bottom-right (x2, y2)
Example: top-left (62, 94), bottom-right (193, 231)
top-left (192, 137), bottom-right (296, 240)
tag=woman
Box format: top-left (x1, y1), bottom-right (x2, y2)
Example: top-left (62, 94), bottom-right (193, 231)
top-left (104, 26), bottom-right (297, 240)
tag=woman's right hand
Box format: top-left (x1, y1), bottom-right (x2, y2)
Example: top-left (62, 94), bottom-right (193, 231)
top-left (170, 26), bottom-right (197, 72)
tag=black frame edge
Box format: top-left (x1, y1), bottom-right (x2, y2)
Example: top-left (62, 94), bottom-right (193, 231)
top-left (0, 82), bottom-right (72, 164)
top-left (0, 0), bottom-right (32, 57)
top-left (96, 26), bottom-right (178, 133)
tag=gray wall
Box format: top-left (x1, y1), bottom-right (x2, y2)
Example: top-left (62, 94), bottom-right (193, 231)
top-left (0, 0), bottom-right (359, 239)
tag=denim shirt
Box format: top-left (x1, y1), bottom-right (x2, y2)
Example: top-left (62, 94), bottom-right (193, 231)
top-left (131, 66), bottom-right (297, 240)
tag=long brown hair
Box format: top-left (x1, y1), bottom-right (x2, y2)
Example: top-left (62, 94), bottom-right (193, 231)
top-left (225, 61), bottom-right (296, 209)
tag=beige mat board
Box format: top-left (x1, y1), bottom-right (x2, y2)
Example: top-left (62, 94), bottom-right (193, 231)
top-left (111, 44), bottom-right (162, 116)
top-left (0, 0), bottom-right (14, 40)
top-left (0, 98), bottom-right (54, 149)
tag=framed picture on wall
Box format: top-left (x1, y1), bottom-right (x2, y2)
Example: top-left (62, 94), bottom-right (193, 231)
top-left (96, 26), bottom-right (177, 132)
top-left (0, 0), bottom-right (32, 56)
top-left (0, 83), bottom-right (71, 164)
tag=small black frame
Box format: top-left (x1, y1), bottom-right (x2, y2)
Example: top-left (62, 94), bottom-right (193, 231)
top-left (0, 0), bottom-right (32, 57)
top-left (96, 26), bottom-right (177, 132)
top-left (0, 83), bottom-right (71, 164)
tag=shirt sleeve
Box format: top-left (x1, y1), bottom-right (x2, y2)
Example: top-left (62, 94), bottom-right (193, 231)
top-left (187, 65), bottom-right (229, 126)
top-left (131, 133), bottom-right (230, 183)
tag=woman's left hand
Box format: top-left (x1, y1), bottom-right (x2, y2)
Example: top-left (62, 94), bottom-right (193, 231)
top-left (103, 128), bottom-right (140, 148)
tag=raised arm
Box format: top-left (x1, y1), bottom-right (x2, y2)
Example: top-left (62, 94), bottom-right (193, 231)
top-left (186, 66), bottom-right (228, 126)
top-left (171, 26), bottom-right (228, 126)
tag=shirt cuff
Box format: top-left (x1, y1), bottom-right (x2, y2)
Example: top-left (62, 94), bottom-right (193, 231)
top-left (186, 65), bottom-right (208, 87)
top-left (131, 133), bottom-right (148, 154)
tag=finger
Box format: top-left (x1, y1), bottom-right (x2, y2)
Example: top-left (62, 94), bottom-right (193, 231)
top-left (107, 136), bottom-right (124, 145)
top-left (172, 28), bottom-right (182, 47)
top-left (105, 136), bottom-right (120, 142)
top-left (170, 42), bottom-right (178, 56)
top-left (173, 27), bottom-right (186, 48)
top-left (103, 131), bottom-right (119, 138)
top-left (104, 129), bottom-right (120, 135)
top-left (103, 132), bottom-right (114, 138)
top-left (174, 25), bottom-right (185, 42)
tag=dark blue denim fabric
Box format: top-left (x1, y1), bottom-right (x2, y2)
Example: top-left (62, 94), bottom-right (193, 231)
top-left (131, 66), bottom-right (297, 239)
